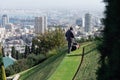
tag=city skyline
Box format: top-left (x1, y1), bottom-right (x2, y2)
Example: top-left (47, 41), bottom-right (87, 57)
top-left (0, 0), bottom-right (105, 11)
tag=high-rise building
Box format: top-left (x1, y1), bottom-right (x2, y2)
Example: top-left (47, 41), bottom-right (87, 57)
top-left (76, 18), bottom-right (85, 27)
top-left (34, 16), bottom-right (47, 34)
top-left (84, 13), bottom-right (92, 33)
top-left (44, 16), bottom-right (47, 31)
top-left (93, 17), bottom-right (101, 27)
top-left (2, 14), bottom-right (9, 27)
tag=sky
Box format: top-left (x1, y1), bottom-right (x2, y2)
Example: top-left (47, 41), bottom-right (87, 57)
top-left (0, 0), bottom-right (105, 10)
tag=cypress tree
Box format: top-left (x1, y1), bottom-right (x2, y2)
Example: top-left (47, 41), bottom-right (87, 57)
top-left (2, 47), bottom-right (5, 57)
top-left (31, 43), bottom-right (35, 53)
top-left (24, 45), bottom-right (29, 58)
top-left (11, 46), bottom-right (16, 58)
top-left (97, 0), bottom-right (120, 80)
top-left (16, 51), bottom-right (19, 60)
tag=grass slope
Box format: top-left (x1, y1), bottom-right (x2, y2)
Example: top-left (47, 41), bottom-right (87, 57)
top-left (19, 48), bottom-right (67, 80)
top-left (19, 42), bottom-right (91, 80)
top-left (74, 42), bottom-right (100, 80)
top-left (48, 42), bottom-right (91, 80)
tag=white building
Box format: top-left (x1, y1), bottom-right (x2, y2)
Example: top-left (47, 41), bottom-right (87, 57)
top-left (3, 39), bottom-right (25, 56)
top-left (34, 16), bottom-right (47, 34)
top-left (84, 13), bottom-right (92, 33)
top-left (0, 27), bottom-right (5, 42)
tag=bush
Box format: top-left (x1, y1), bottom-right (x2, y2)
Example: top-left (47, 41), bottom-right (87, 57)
top-left (5, 53), bottom-right (47, 76)
top-left (5, 28), bottom-right (66, 76)
top-left (27, 54), bottom-right (46, 67)
top-left (33, 28), bottom-right (66, 55)
top-left (97, 0), bottom-right (120, 80)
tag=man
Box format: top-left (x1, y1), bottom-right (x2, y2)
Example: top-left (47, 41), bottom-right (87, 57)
top-left (65, 27), bottom-right (75, 53)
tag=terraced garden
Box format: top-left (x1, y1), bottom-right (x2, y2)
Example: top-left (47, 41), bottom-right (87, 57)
top-left (74, 42), bottom-right (99, 80)
top-left (48, 42), bottom-right (90, 80)
top-left (19, 47), bottom-right (67, 80)
top-left (15, 41), bottom-right (99, 80)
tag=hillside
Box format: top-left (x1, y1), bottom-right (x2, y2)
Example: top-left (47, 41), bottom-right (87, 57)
top-left (48, 42), bottom-right (90, 80)
top-left (19, 42), bottom-right (91, 80)
top-left (14, 41), bottom-right (99, 80)
top-left (74, 42), bottom-right (99, 80)
top-left (19, 47), bottom-right (67, 80)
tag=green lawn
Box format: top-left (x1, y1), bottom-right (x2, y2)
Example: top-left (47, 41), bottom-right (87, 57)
top-left (19, 47), bottom-right (67, 80)
top-left (74, 42), bottom-right (100, 80)
top-left (48, 42), bottom-right (91, 80)
top-left (18, 42), bottom-right (93, 80)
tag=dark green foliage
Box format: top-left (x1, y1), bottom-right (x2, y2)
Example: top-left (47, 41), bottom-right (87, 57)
top-left (5, 59), bottom-right (28, 76)
top-left (26, 53), bottom-right (46, 67)
top-left (2, 47), bottom-right (5, 57)
top-left (35, 48), bottom-right (40, 55)
top-left (5, 53), bottom-right (46, 76)
top-left (31, 43), bottom-right (35, 53)
top-left (31, 41), bottom-right (35, 53)
top-left (28, 46), bottom-right (31, 54)
top-left (0, 53), bottom-right (3, 66)
top-left (0, 53), bottom-right (6, 80)
top-left (11, 46), bottom-right (16, 58)
top-left (16, 51), bottom-right (19, 60)
top-left (11, 47), bottom-right (24, 59)
top-left (19, 47), bottom-right (67, 80)
top-left (24, 45), bottom-right (29, 58)
top-left (97, 0), bottom-right (120, 80)
top-left (5, 28), bottom-right (66, 76)
top-left (33, 28), bottom-right (66, 55)
top-left (0, 53), bottom-right (3, 79)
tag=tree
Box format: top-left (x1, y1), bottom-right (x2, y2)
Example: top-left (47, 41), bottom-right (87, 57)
top-left (0, 53), bottom-right (7, 80)
top-left (16, 51), bottom-right (19, 60)
top-left (35, 28), bottom-right (66, 56)
top-left (97, 0), bottom-right (120, 80)
top-left (35, 48), bottom-right (39, 55)
top-left (24, 45), bottom-right (29, 58)
top-left (31, 42), bottom-right (35, 53)
top-left (11, 46), bottom-right (16, 58)
top-left (5, 59), bottom-right (28, 76)
top-left (28, 46), bottom-right (31, 54)
top-left (2, 47), bottom-right (5, 57)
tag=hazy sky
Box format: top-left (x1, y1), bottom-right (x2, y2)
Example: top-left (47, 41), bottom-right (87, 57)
top-left (0, 0), bottom-right (105, 10)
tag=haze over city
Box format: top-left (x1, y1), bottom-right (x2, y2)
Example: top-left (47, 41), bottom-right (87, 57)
top-left (0, 0), bottom-right (105, 10)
